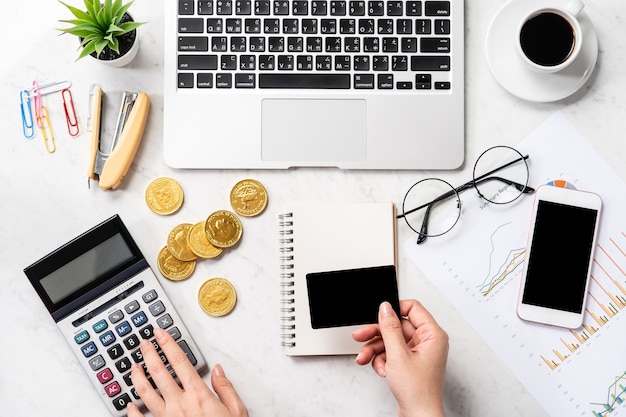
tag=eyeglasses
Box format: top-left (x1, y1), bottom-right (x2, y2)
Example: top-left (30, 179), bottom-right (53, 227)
top-left (397, 146), bottom-right (535, 244)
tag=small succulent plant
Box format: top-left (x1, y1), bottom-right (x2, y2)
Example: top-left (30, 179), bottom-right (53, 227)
top-left (58, 0), bottom-right (145, 60)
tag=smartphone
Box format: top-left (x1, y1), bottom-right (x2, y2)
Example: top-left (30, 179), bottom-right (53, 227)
top-left (517, 185), bottom-right (602, 328)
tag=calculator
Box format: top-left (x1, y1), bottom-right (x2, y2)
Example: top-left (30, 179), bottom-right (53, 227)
top-left (24, 214), bottom-right (207, 416)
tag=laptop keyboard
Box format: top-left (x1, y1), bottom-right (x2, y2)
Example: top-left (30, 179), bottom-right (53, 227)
top-left (176, 1), bottom-right (455, 90)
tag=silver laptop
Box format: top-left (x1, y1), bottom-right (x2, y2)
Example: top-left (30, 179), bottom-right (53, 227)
top-left (163, 1), bottom-right (464, 169)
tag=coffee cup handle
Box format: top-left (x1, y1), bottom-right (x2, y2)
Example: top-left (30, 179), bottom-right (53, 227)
top-left (565, 0), bottom-right (584, 16)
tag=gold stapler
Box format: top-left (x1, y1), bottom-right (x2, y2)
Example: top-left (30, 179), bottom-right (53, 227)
top-left (87, 86), bottom-right (150, 190)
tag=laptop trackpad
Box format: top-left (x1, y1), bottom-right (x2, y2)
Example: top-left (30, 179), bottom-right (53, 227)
top-left (261, 99), bottom-right (367, 163)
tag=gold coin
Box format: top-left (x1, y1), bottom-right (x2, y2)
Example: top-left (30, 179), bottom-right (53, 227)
top-left (167, 223), bottom-right (198, 261)
top-left (230, 179), bottom-right (268, 217)
top-left (157, 246), bottom-right (196, 281)
top-left (198, 278), bottom-right (237, 316)
top-left (187, 221), bottom-right (224, 259)
top-left (205, 210), bottom-right (243, 248)
top-left (145, 177), bottom-right (184, 215)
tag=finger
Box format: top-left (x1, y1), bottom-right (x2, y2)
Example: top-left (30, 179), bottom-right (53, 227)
top-left (211, 364), bottom-right (249, 416)
top-left (126, 402), bottom-right (145, 417)
top-left (153, 328), bottom-right (205, 391)
top-left (400, 299), bottom-right (439, 329)
top-left (355, 336), bottom-right (385, 365)
top-left (378, 301), bottom-right (409, 360)
top-left (130, 362), bottom-right (165, 415)
top-left (140, 334), bottom-right (181, 400)
top-left (371, 351), bottom-right (387, 378)
top-left (351, 323), bottom-right (380, 343)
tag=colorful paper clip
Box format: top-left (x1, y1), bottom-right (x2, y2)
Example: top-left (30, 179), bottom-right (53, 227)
top-left (19, 89), bottom-right (35, 138)
top-left (62, 88), bottom-right (80, 137)
top-left (39, 105), bottom-right (56, 153)
top-left (87, 86), bottom-right (150, 190)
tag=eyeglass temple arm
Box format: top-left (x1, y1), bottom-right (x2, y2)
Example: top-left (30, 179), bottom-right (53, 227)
top-left (416, 203), bottom-right (433, 244)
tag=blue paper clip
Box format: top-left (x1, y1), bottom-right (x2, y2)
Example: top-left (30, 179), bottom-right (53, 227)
top-left (20, 89), bottom-right (35, 138)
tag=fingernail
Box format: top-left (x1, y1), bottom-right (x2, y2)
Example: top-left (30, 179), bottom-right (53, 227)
top-left (376, 366), bottom-right (386, 378)
top-left (380, 301), bottom-right (393, 317)
top-left (213, 363), bottom-right (225, 377)
top-left (154, 327), bottom-right (167, 340)
top-left (139, 339), bottom-right (150, 350)
top-left (355, 352), bottom-right (363, 363)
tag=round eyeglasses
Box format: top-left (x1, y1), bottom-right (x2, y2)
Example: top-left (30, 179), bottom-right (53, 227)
top-left (397, 146), bottom-right (535, 244)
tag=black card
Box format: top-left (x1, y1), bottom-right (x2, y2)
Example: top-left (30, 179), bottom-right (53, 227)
top-left (306, 265), bottom-right (400, 329)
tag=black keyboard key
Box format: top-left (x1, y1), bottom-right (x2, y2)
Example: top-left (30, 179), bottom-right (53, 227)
top-left (197, 73), bottom-right (214, 88)
top-left (416, 74), bottom-right (431, 89)
top-left (401, 37), bottom-right (417, 52)
top-left (217, 73), bottom-right (233, 88)
top-left (245, 18), bottom-right (261, 32)
top-left (349, 1), bottom-right (365, 15)
top-left (435, 81), bottom-right (451, 89)
top-left (387, 1), bottom-right (403, 16)
top-left (415, 19), bottom-right (432, 34)
top-left (255, 0), bottom-right (271, 14)
top-left (312, 1), bottom-right (328, 15)
top-left (259, 73), bottom-right (350, 88)
top-left (178, 18), bottom-right (204, 33)
top-left (259, 55), bottom-right (275, 69)
top-left (235, 73), bottom-right (256, 87)
top-left (198, 0), bottom-right (214, 14)
top-left (411, 56), bottom-right (450, 71)
top-left (221, 55), bottom-right (237, 69)
top-left (406, 1), bottom-right (422, 15)
top-left (297, 55), bottom-right (313, 70)
top-left (434, 19), bottom-right (451, 34)
top-left (225, 18), bottom-right (242, 33)
top-left (207, 18), bottom-right (224, 33)
top-left (302, 18), bottom-right (318, 33)
top-left (397, 81), bottom-right (413, 89)
top-left (179, 55), bottom-right (218, 70)
top-left (216, 0), bottom-right (233, 14)
top-left (278, 55), bottom-right (294, 70)
top-left (421, 37), bottom-right (450, 53)
top-left (425, 1), bottom-right (450, 16)
top-left (274, 0), bottom-right (289, 15)
top-left (368, 1), bottom-right (384, 16)
top-left (235, 0), bottom-right (252, 14)
top-left (378, 74), bottom-right (394, 89)
top-left (179, 0), bottom-right (194, 15)
top-left (178, 36), bottom-right (209, 52)
top-left (179, 73), bottom-right (194, 88)
top-left (330, 1), bottom-right (346, 15)
top-left (292, 0), bottom-right (309, 15)
top-left (354, 74), bottom-right (374, 89)
top-left (211, 36), bottom-right (228, 51)
top-left (372, 55), bottom-right (388, 71)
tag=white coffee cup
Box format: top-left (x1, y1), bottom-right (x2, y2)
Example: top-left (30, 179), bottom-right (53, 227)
top-left (517, 0), bottom-right (585, 73)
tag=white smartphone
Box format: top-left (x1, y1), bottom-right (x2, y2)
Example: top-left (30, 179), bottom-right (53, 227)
top-left (517, 185), bottom-right (602, 329)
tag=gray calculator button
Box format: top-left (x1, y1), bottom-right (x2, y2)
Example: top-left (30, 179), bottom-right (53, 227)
top-left (108, 310), bottom-right (124, 323)
top-left (124, 300), bottom-right (140, 314)
top-left (88, 354), bottom-right (106, 371)
top-left (177, 340), bottom-right (197, 366)
top-left (142, 290), bottom-right (158, 303)
top-left (149, 301), bottom-right (166, 316)
top-left (157, 314), bottom-right (174, 329)
top-left (168, 327), bottom-right (182, 340)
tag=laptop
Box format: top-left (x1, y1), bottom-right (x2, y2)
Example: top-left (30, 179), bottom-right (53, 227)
top-left (163, 1), bottom-right (464, 169)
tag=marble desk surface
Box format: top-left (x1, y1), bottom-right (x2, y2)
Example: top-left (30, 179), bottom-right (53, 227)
top-left (1, 1), bottom-right (625, 416)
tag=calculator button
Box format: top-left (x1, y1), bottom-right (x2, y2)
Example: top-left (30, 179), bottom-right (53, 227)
top-left (105, 381), bottom-right (122, 397)
top-left (88, 355), bottom-right (106, 371)
top-left (124, 372), bottom-right (134, 387)
top-left (96, 368), bottom-right (114, 384)
top-left (177, 340), bottom-right (198, 366)
top-left (81, 341), bottom-right (98, 358)
top-left (139, 324), bottom-right (154, 339)
top-left (107, 344), bottom-right (124, 360)
top-left (108, 310), bottom-right (124, 324)
top-left (115, 321), bottom-right (132, 337)
top-left (123, 334), bottom-right (141, 350)
top-left (74, 330), bottom-right (90, 344)
top-left (99, 330), bottom-right (116, 346)
top-left (115, 357), bottom-right (132, 373)
top-left (92, 319), bottom-right (108, 333)
top-left (157, 314), bottom-right (174, 329)
top-left (131, 311), bottom-right (148, 327)
top-left (125, 300), bottom-right (140, 314)
top-left (168, 327), bottom-right (182, 341)
top-left (149, 301), bottom-right (166, 316)
top-left (130, 387), bottom-right (140, 399)
top-left (142, 289), bottom-right (158, 303)
top-left (112, 393), bottom-right (132, 411)
top-left (130, 348), bottom-right (143, 363)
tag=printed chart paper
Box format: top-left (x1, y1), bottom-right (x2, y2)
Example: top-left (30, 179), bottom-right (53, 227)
top-left (404, 112), bottom-right (626, 417)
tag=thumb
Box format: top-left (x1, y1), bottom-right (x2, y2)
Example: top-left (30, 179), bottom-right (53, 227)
top-left (378, 301), bottom-right (408, 359)
top-left (211, 364), bottom-right (248, 416)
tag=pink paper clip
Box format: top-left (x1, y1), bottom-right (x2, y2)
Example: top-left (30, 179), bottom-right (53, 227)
top-left (62, 88), bottom-right (80, 137)
top-left (32, 80), bottom-right (43, 128)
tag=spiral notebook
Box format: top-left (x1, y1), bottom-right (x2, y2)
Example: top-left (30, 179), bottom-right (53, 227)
top-left (279, 202), bottom-right (398, 356)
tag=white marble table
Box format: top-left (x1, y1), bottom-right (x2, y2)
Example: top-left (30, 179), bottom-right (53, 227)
top-left (1, 1), bottom-right (625, 416)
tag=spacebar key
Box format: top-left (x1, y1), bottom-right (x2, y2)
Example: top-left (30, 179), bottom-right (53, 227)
top-left (259, 74), bottom-right (350, 89)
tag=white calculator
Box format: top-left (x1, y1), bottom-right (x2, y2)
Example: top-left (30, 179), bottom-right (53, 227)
top-left (24, 214), bottom-right (207, 416)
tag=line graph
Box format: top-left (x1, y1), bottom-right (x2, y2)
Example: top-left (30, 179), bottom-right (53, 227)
top-left (591, 372), bottom-right (626, 416)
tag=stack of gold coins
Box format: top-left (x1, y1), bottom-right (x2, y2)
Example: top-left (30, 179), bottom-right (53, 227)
top-left (147, 177), bottom-right (269, 316)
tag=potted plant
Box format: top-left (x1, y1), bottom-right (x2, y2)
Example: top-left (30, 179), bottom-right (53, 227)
top-left (58, 0), bottom-right (145, 67)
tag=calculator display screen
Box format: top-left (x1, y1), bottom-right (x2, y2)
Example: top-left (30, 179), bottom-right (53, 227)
top-left (39, 233), bottom-right (134, 304)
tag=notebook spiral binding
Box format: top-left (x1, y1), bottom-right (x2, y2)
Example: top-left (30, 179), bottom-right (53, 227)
top-left (279, 213), bottom-right (296, 348)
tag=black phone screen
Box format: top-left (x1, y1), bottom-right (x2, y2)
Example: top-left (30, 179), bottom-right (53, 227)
top-left (521, 200), bottom-right (599, 313)
top-left (306, 265), bottom-right (399, 329)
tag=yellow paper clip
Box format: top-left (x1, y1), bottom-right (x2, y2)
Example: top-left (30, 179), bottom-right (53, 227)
top-left (39, 105), bottom-right (56, 153)
top-left (87, 86), bottom-right (150, 190)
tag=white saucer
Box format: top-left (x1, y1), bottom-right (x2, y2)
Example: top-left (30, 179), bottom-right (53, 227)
top-left (486, 0), bottom-right (598, 102)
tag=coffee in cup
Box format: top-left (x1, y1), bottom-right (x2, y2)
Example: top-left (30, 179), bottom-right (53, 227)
top-left (517, 1), bottom-right (584, 73)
